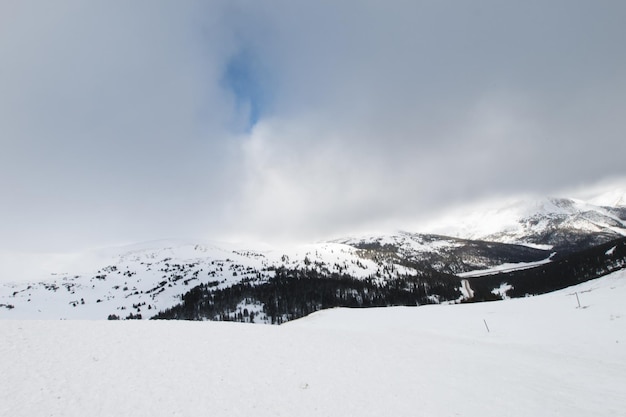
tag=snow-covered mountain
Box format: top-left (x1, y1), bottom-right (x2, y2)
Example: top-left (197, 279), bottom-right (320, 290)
top-left (336, 231), bottom-right (552, 274)
top-left (0, 233), bottom-right (556, 321)
top-left (585, 187), bottom-right (626, 207)
top-left (2, 192), bottom-right (626, 322)
top-left (422, 195), bottom-right (626, 251)
top-left (0, 239), bottom-right (382, 321)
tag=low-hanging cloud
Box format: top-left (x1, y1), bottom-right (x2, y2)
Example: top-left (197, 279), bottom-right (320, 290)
top-left (0, 1), bottom-right (245, 251)
top-left (1, 1), bottom-right (626, 254)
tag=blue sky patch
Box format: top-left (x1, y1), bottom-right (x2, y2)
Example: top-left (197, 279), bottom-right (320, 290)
top-left (222, 48), bottom-right (268, 131)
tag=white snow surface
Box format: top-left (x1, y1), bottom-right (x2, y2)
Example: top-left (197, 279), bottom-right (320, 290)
top-left (491, 282), bottom-right (514, 299)
top-left (2, 270), bottom-right (625, 417)
top-left (457, 253), bottom-right (554, 278)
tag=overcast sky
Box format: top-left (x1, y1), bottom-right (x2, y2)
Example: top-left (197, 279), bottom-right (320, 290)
top-left (1, 0), bottom-right (626, 253)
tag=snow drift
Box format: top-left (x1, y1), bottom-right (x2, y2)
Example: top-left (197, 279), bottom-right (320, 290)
top-left (1, 270), bottom-right (625, 417)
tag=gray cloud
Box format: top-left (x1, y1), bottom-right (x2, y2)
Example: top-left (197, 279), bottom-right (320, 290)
top-left (1, 1), bottom-right (625, 253)
top-left (228, 1), bottom-right (626, 240)
top-left (0, 1), bottom-right (244, 251)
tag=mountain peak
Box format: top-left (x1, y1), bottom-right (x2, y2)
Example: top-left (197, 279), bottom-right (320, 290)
top-left (586, 188), bottom-right (626, 207)
top-left (419, 193), bottom-right (626, 249)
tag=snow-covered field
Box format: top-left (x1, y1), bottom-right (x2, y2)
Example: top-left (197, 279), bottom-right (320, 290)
top-left (2, 270), bottom-right (625, 417)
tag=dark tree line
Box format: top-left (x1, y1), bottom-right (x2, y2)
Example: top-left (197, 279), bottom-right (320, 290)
top-left (152, 267), bottom-right (462, 323)
top-left (468, 237), bottom-right (626, 301)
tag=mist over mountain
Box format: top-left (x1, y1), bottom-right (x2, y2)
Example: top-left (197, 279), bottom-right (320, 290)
top-left (2, 189), bottom-right (625, 322)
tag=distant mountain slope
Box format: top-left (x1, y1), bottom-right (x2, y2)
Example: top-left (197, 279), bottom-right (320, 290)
top-left (586, 187), bottom-right (626, 207)
top-left (0, 240), bottom-right (382, 320)
top-left (337, 232), bottom-right (551, 275)
top-left (153, 237), bottom-right (626, 323)
top-left (2, 192), bottom-right (626, 322)
top-left (424, 196), bottom-right (626, 251)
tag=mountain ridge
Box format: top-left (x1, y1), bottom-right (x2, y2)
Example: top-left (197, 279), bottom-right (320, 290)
top-left (2, 192), bottom-right (626, 322)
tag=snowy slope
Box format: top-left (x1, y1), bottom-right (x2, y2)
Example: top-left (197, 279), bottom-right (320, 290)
top-left (1, 229), bottom-right (622, 321)
top-left (1, 270), bottom-right (625, 417)
top-left (422, 195), bottom-right (626, 249)
top-left (338, 231), bottom-right (551, 274)
top-left (457, 253), bottom-right (554, 277)
top-left (3, 190), bottom-right (626, 321)
top-left (0, 239), bottom-right (386, 320)
top-left (586, 187), bottom-right (626, 207)
top-left (0, 232), bottom-right (560, 320)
